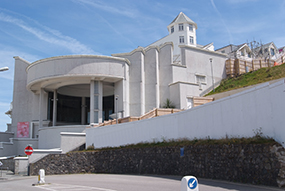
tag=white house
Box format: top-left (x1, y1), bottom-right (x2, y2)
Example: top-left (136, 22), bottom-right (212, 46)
top-left (0, 12), bottom-right (227, 157)
top-left (216, 41), bottom-right (283, 61)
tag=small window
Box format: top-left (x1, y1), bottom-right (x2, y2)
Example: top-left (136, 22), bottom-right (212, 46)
top-left (189, 36), bottom-right (194, 44)
top-left (179, 23), bottom-right (184, 31)
top-left (248, 53), bottom-right (251, 58)
top-left (270, 48), bottom-right (275, 56)
top-left (196, 75), bottom-right (206, 84)
top-left (171, 26), bottom-right (174, 33)
top-left (221, 50), bottom-right (225, 53)
top-left (179, 36), bottom-right (184, 44)
top-left (241, 51), bottom-right (244, 56)
top-left (189, 24), bottom-right (193, 31)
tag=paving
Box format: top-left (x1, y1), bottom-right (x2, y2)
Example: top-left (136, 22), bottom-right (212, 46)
top-left (0, 172), bottom-right (284, 191)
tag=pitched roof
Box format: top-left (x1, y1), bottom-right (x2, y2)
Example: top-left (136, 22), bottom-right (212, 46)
top-left (169, 12), bottom-right (197, 29)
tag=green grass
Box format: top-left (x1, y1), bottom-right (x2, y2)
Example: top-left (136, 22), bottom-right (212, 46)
top-left (206, 63), bottom-right (285, 96)
top-left (80, 133), bottom-right (276, 152)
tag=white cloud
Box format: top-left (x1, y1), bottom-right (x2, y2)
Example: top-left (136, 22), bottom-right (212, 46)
top-left (210, 0), bottom-right (233, 44)
top-left (0, 12), bottom-right (98, 55)
top-left (76, 0), bottom-right (137, 18)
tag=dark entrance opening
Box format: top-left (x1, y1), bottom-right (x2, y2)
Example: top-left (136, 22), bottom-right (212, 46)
top-left (103, 95), bottom-right (114, 121)
top-left (48, 93), bottom-right (91, 125)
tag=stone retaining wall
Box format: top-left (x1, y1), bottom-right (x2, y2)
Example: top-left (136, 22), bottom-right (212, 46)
top-left (30, 143), bottom-right (285, 188)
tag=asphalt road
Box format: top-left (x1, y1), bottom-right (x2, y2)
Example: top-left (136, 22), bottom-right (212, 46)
top-left (0, 173), bottom-right (283, 191)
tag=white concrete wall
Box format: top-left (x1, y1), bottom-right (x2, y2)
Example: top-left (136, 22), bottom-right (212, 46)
top-left (28, 148), bottom-right (62, 164)
top-left (60, 132), bottom-right (86, 153)
top-left (0, 132), bottom-right (14, 142)
top-left (26, 55), bottom-right (127, 89)
top-left (11, 57), bottom-right (33, 137)
top-left (145, 47), bottom-right (159, 112)
top-left (118, 50), bottom-right (145, 117)
top-left (86, 79), bottom-right (285, 149)
top-left (0, 138), bottom-right (38, 157)
top-left (38, 125), bottom-right (86, 149)
top-left (14, 157), bottom-right (28, 175)
top-left (149, 22), bottom-right (197, 56)
top-left (159, 43), bottom-right (173, 107)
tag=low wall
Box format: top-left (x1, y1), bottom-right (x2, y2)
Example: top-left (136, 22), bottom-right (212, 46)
top-left (0, 132), bottom-right (14, 142)
top-left (0, 158), bottom-right (14, 172)
top-left (86, 79), bottom-right (285, 149)
top-left (30, 142), bottom-right (285, 188)
top-left (14, 157), bottom-right (28, 175)
top-left (38, 125), bottom-right (86, 149)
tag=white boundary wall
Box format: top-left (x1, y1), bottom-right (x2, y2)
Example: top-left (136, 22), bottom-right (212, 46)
top-left (86, 79), bottom-right (285, 149)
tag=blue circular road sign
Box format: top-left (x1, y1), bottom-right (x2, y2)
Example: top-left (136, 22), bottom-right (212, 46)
top-left (188, 178), bottom-right (197, 189)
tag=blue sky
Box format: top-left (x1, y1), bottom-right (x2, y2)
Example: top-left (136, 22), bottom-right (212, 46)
top-left (0, 0), bottom-right (285, 132)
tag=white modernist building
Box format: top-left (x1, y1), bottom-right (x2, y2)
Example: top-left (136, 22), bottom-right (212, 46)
top-left (0, 12), bottom-right (227, 157)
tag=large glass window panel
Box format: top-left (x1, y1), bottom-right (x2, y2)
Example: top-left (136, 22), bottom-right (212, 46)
top-left (94, 111), bottom-right (98, 123)
top-left (94, 95), bottom-right (99, 109)
top-left (94, 81), bottom-right (99, 94)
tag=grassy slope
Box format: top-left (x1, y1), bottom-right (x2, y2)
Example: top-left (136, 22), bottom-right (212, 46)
top-left (206, 63), bottom-right (285, 96)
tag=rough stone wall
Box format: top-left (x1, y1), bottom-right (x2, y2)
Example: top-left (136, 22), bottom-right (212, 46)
top-left (0, 158), bottom-right (14, 172)
top-left (30, 143), bottom-right (285, 188)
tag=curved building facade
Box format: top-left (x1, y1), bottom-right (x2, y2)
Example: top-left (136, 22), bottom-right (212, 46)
top-left (1, 12), bottom-right (227, 156)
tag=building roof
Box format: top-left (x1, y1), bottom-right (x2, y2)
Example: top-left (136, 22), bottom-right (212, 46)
top-left (169, 12), bottom-right (197, 29)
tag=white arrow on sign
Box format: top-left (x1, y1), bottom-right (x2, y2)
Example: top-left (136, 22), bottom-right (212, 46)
top-left (189, 179), bottom-right (196, 188)
top-left (0, 161), bottom-right (3, 166)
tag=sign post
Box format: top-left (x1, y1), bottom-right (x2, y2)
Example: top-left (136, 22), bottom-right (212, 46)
top-left (181, 176), bottom-right (199, 191)
top-left (24, 145), bottom-right (33, 176)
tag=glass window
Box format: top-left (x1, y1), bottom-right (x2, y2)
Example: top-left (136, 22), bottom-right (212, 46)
top-left (270, 48), bottom-right (275, 56)
top-left (94, 111), bottom-right (98, 123)
top-left (171, 26), bottom-right (174, 33)
top-left (189, 24), bottom-right (193, 31)
top-left (189, 36), bottom-right (194, 44)
top-left (179, 36), bottom-right (184, 44)
top-left (94, 81), bottom-right (99, 94)
top-left (94, 95), bottom-right (99, 109)
top-left (179, 23), bottom-right (184, 31)
top-left (196, 75), bottom-right (206, 84)
top-left (241, 51), bottom-right (244, 56)
top-left (248, 53), bottom-right (251, 58)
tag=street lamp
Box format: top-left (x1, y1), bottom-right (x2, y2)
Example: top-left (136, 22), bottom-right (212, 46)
top-left (0, 67), bottom-right (9, 72)
top-left (209, 58), bottom-right (215, 92)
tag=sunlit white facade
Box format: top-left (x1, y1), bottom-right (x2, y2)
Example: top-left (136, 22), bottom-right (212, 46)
top-left (0, 12), bottom-right (227, 157)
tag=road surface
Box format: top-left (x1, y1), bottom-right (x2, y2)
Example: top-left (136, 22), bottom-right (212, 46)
top-left (0, 173), bottom-right (283, 191)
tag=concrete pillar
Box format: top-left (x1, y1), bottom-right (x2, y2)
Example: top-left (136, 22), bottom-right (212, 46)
top-left (39, 88), bottom-right (44, 128)
top-left (98, 81), bottom-right (103, 123)
top-left (155, 49), bottom-right (160, 108)
top-left (52, 90), bottom-right (57, 126)
top-left (124, 63), bottom-right (130, 117)
top-left (90, 80), bottom-right (102, 124)
top-left (140, 53), bottom-right (145, 115)
top-left (90, 81), bottom-right (94, 124)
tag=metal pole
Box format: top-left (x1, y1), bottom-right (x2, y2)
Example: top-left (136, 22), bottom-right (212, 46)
top-left (210, 58), bottom-right (215, 92)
